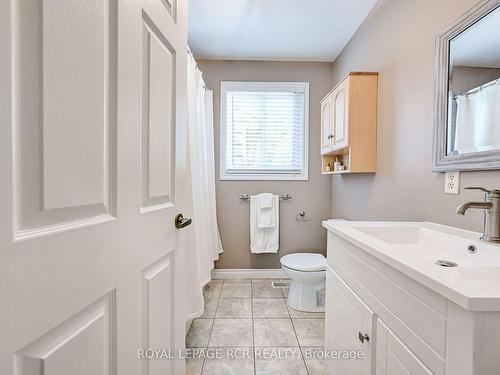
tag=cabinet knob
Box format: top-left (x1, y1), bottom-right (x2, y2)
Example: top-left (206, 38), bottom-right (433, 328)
top-left (358, 332), bottom-right (369, 343)
top-left (328, 134), bottom-right (334, 139)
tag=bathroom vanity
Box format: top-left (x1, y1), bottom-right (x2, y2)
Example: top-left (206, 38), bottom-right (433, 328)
top-left (323, 220), bottom-right (500, 375)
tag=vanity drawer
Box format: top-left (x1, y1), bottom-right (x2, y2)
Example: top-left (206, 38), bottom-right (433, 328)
top-left (327, 232), bottom-right (446, 375)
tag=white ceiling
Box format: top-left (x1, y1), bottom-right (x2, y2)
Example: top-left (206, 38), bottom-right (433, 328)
top-left (188, 0), bottom-right (378, 62)
top-left (450, 6), bottom-right (500, 68)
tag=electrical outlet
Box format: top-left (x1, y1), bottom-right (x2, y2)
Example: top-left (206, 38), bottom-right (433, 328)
top-left (445, 171), bottom-right (460, 194)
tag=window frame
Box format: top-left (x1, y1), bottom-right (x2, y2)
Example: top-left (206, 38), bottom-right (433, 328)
top-left (219, 81), bottom-right (309, 181)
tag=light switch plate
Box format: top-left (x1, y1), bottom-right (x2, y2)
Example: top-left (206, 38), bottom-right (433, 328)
top-left (445, 171), bottom-right (460, 194)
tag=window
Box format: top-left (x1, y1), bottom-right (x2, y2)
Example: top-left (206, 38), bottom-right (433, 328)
top-left (220, 81), bottom-right (309, 180)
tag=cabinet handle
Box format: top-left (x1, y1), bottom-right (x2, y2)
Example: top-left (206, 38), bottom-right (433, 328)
top-left (359, 332), bottom-right (369, 343)
top-left (328, 134), bottom-right (334, 139)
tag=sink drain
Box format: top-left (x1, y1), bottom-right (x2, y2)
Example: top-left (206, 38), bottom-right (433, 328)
top-left (435, 260), bottom-right (458, 267)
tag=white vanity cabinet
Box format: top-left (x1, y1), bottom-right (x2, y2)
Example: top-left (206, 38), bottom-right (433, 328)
top-left (325, 266), bottom-right (375, 374)
top-left (323, 221), bottom-right (500, 375)
top-left (326, 264), bottom-right (432, 375)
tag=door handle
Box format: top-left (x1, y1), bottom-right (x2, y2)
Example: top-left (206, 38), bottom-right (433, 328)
top-left (359, 332), bottom-right (369, 343)
top-left (175, 213), bottom-right (192, 229)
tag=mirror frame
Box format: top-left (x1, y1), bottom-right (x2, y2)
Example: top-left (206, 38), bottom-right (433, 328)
top-left (433, 0), bottom-right (500, 172)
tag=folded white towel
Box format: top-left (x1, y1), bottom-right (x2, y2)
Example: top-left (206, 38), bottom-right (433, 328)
top-left (258, 193), bottom-right (274, 209)
top-left (250, 194), bottom-right (279, 253)
top-left (258, 207), bottom-right (275, 228)
top-left (256, 193), bottom-right (275, 228)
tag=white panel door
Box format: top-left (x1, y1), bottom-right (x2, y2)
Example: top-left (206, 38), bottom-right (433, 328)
top-left (325, 266), bottom-right (375, 374)
top-left (0, 0), bottom-right (189, 374)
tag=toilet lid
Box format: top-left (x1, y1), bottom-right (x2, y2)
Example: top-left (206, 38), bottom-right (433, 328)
top-left (280, 253), bottom-right (326, 272)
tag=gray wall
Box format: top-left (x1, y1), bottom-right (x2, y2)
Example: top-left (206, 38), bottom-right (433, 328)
top-left (450, 66), bottom-right (500, 93)
top-left (330, 0), bottom-right (500, 232)
top-left (198, 60), bottom-right (332, 269)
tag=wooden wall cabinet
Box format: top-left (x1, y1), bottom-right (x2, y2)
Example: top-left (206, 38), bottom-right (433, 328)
top-left (320, 72), bottom-right (378, 175)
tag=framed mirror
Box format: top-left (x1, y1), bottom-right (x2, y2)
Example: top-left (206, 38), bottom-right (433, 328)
top-left (433, 0), bottom-right (500, 171)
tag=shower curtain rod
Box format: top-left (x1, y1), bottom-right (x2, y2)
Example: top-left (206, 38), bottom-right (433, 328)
top-left (453, 78), bottom-right (500, 99)
top-left (187, 48), bottom-right (207, 90)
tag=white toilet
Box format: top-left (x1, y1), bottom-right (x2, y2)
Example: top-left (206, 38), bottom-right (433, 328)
top-left (280, 253), bottom-right (326, 312)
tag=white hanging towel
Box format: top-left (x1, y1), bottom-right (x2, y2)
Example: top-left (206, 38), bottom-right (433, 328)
top-left (250, 193), bottom-right (279, 253)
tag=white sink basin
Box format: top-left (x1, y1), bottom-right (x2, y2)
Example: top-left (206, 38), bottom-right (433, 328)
top-left (323, 220), bottom-right (500, 311)
top-left (352, 224), bottom-right (499, 268)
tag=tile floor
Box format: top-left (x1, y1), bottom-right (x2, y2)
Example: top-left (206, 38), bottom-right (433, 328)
top-left (186, 279), bottom-right (326, 375)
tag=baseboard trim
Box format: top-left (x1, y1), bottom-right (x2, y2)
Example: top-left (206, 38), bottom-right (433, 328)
top-left (211, 268), bottom-right (285, 279)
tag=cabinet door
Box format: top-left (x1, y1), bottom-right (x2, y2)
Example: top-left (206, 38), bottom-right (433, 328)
top-left (376, 319), bottom-right (432, 375)
top-left (333, 80), bottom-right (349, 150)
top-left (325, 266), bottom-right (375, 374)
top-left (320, 94), bottom-right (334, 154)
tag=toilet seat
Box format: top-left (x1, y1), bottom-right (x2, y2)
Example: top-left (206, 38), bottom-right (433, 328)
top-left (280, 253), bottom-right (326, 272)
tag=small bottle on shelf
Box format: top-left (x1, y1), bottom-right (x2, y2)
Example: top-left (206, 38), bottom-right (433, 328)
top-left (334, 157), bottom-right (341, 171)
top-left (326, 162), bottom-right (332, 172)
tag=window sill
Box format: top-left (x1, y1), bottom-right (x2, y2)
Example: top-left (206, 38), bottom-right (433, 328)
top-left (220, 174), bottom-right (308, 181)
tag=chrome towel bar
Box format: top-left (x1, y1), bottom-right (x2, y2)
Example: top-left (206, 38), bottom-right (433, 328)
top-left (239, 193), bottom-right (292, 201)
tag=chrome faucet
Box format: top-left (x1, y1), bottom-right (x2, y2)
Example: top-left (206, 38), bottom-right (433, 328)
top-left (456, 187), bottom-right (500, 243)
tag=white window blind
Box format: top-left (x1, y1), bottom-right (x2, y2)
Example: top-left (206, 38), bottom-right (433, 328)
top-left (220, 82), bottom-right (309, 180)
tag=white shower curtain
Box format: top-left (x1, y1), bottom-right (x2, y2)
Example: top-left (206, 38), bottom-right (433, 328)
top-left (185, 52), bottom-right (223, 320)
top-left (454, 83), bottom-right (500, 153)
